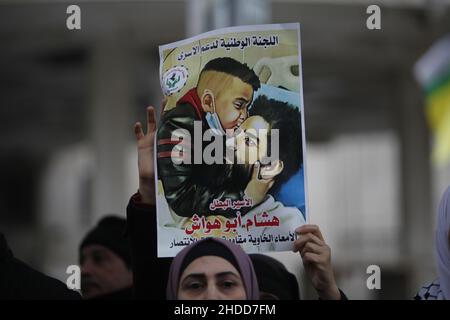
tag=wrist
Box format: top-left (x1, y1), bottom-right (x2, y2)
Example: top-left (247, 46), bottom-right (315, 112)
top-left (138, 178), bottom-right (156, 205)
top-left (317, 283), bottom-right (341, 300)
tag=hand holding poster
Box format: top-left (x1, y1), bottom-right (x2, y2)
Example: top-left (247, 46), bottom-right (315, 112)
top-left (156, 23), bottom-right (308, 257)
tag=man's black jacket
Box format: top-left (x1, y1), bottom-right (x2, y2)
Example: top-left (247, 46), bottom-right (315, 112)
top-left (0, 232), bottom-right (81, 300)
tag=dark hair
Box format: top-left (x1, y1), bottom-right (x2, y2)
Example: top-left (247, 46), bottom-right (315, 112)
top-left (250, 254), bottom-right (300, 300)
top-left (80, 215), bottom-right (131, 269)
top-left (249, 95), bottom-right (303, 194)
top-left (201, 57), bottom-right (261, 92)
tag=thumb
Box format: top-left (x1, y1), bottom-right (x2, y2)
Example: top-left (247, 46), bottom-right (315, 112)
top-left (251, 161), bottom-right (261, 180)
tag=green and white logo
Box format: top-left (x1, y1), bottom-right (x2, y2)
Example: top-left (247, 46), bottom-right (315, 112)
top-left (162, 66), bottom-right (188, 96)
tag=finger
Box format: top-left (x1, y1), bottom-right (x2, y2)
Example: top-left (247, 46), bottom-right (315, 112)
top-left (251, 161), bottom-right (261, 180)
top-left (300, 241), bottom-right (323, 257)
top-left (302, 252), bottom-right (320, 265)
top-left (272, 160), bottom-right (284, 175)
top-left (293, 233), bottom-right (324, 253)
top-left (146, 106), bottom-right (156, 134)
top-left (134, 122), bottom-right (144, 140)
top-left (260, 160), bottom-right (283, 179)
top-left (295, 224), bottom-right (325, 242)
top-left (296, 232), bottom-right (324, 248)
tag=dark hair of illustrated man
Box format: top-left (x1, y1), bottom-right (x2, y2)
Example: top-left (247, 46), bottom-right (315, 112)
top-left (200, 57), bottom-right (261, 92)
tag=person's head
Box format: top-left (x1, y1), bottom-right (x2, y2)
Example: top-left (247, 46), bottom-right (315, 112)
top-left (79, 216), bottom-right (132, 299)
top-left (197, 57), bottom-right (260, 131)
top-left (247, 95), bottom-right (303, 193)
top-left (167, 238), bottom-right (259, 300)
top-left (436, 186), bottom-right (450, 299)
top-left (250, 254), bottom-right (300, 300)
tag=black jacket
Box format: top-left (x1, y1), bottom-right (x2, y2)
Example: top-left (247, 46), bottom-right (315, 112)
top-left (0, 232), bottom-right (81, 300)
top-left (126, 194), bottom-right (170, 299)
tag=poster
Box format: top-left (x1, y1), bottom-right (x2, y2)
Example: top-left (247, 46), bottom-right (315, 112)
top-left (156, 23), bottom-right (308, 257)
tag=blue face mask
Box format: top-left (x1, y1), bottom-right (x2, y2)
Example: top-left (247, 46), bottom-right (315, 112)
top-left (204, 93), bottom-right (226, 135)
top-left (205, 111), bottom-right (226, 135)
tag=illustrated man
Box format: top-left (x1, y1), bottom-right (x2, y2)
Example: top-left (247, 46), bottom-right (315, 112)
top-left (236, 95), bottom-right (306, 251)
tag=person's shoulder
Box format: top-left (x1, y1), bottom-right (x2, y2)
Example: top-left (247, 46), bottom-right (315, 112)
top-left (158, 104), bottom-right (202, 136)
top-left (1, 257), bottom-right (81, 300)
top-left (0, 232), bottom-right (13, 261)
top-left (271, 196), bottom-right (304, 219)
top-left (163, 102), bottom-right (200, 121)
top-left (415, 279), bottom-right (444, 300)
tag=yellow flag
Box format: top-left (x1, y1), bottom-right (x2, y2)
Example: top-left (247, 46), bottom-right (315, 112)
top-left (415, 35), bottom-right (450, 165)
